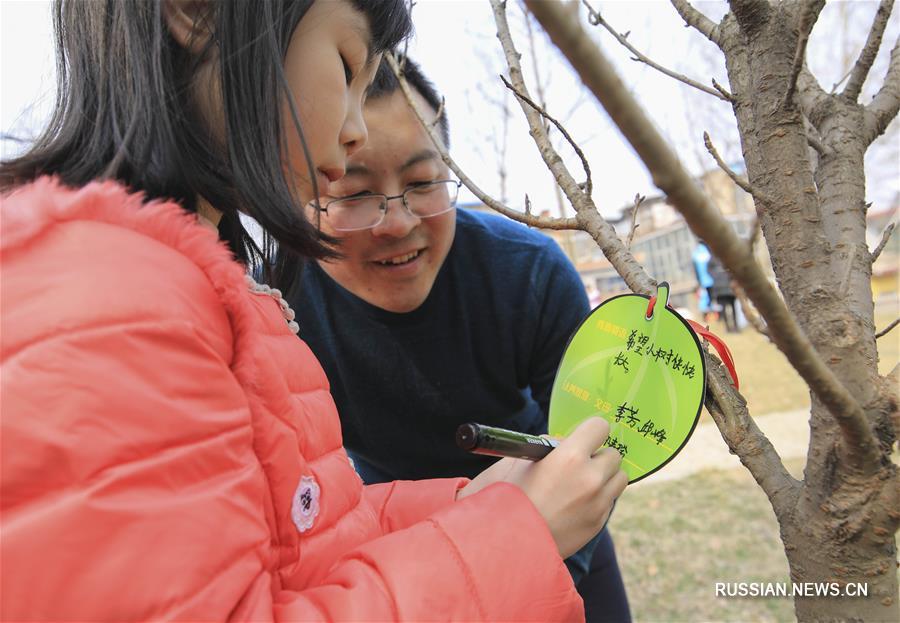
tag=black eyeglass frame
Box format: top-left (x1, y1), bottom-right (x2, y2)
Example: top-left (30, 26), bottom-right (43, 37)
top-left (312, 179), bottom-right (463, 232)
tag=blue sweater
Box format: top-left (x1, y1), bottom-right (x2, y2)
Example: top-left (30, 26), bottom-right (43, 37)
top-left (292, 209), bottom-right (589, 480)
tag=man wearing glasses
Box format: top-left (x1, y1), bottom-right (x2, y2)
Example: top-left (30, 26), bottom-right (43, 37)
top-left (290, 59), bottom-right (629, 620)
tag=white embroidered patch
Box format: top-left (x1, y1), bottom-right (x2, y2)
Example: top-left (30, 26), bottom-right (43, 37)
top-left (291, 475), bottom-right (320, 533)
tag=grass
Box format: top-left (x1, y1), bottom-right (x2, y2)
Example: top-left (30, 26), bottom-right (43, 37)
top-left (608, 460), bottom-right (803, 623)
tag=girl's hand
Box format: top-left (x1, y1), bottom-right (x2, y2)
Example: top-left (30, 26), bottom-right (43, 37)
top-left (459, 417), bottom-right (627, 558)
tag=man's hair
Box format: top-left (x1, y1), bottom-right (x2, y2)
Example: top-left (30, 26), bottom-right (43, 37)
top-left (369, 56), bottom-right (450, 148)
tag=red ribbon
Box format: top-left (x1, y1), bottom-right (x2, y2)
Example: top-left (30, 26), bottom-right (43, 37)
top-left (646, 295), bottom-right (740, 390)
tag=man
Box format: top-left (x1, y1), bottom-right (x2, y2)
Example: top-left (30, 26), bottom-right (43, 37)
top-left (290, 58), bottom-right (629, 617)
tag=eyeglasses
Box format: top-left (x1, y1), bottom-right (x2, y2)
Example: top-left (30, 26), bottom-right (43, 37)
top-left (314, 179), bottom-right (462, 232)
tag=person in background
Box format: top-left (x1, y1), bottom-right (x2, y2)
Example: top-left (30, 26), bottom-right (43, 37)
top-left (0, 2), bottom-right (628, 620)
top-left (709, 254), bottom-right (740, 333)
top-left (692, 239), bottom-right (717, 324)
top-left (290, 57), bottom-right (631, 621)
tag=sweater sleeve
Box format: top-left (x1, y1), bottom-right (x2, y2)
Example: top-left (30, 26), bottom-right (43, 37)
top-left (528, 241), bottom-right (591, 415)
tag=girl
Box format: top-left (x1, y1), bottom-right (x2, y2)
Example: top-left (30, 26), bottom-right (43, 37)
top-left (0, 1), bottom-right (627, 620)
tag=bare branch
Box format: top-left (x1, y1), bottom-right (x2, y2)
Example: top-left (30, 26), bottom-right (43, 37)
top-left (711, 78), bottom-right (733, 101)
top-left (830, 65), bottom-right (854, 94)
top-left (702, 354), bottom-right (800, 518)
top-left (626, 193), bottom-right (644, 248)
top-left (670, 0), bottom-right (721, 45)
top-left (499, 74), bottom-right (594, 197)
top-left (876, 318), bottom-right (900, 340)
top-left (864, 35), bottom-right (900, 144)
top-left (734, 282), bottom-right (771, 339)
top-left (583, 1), bottom-right (731, 101)
top-left (703, 131), bottom-right (772, 203)
top-left (783, 0), bottom-right (826, 109)
top-left (385, 53), bottom-right (577, 231)
top-left (526, 0), bottom-right (882, 471)
top-left (843, 0), bottom-right (895, 102)
top-left (488, 1), bottom-right (654, 293)
top-left (872, 221), bottom-right (896, 262)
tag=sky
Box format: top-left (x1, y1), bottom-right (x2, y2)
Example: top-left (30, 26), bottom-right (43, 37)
top-left (2, 0), bottom-right (898, 218)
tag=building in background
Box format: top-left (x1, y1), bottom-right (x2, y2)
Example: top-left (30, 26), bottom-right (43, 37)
top-left (462, 166), bottom-right (767, 313)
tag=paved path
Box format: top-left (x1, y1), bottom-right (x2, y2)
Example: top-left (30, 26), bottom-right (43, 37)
top-left (633, 408), bottom-right (810, 487)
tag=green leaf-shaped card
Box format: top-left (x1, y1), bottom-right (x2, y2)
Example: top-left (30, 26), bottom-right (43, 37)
top-left (549, 282), bottom-right (705, 483)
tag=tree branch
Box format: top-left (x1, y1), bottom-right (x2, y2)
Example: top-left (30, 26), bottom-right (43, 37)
top-left (626, 193), bottom-right (644, 248)
top-left (796, 67), bottom-right (831, 127)
top-left (583, 1), bottom-right (731, 101)
top-left (843, 0), bottom-right (895, 102)
top-left (872, 221), bottom-right (896, 263)
top-left (670, 0), bottom-right (721, 45)
top-left (526, 0), bottom-right (882, 471)
top-left (385, 53), bottom-right (577, 231)
top-left (488, 0), bottom-right (653, 294)
top-left (703, 352), bottom-right (800, 518)
top-left (733, 282), bottom-right (771, 339)
top-left (876, 317), bottom-right (899, 340)
top-left (703, 131), bottom-right (772, 204)
top-left (783, 0), bottom-right (826, 109)
top-left (498, 74), bottom-right (593, 198)
top-left (864, 34), bottom-right (900, 144)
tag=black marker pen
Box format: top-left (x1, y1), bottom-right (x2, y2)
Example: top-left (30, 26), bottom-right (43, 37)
top-left (456, 423), bottom-right (558, 461)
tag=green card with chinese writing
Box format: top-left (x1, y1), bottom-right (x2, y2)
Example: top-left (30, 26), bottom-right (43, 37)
top-left (548, 282), bottom-right (705, 483)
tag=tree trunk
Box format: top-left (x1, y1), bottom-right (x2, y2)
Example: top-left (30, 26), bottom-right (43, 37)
top-left (718, 4), bottom-right (898, 620)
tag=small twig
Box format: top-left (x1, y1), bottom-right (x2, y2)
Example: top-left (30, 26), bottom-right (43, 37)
top-left (872, 221), bottom-right (896, 263)
top-left (385, 53), bottom-right (577, 231)
top-left (582, 0), bottom-right (731, 102)
top-left (843, 0), bottom-right (895, 101)
top-left (830, 66), bottom-right (855, 94)
top-left (626, 194), bottom-right (644, 248)
top-left (733, 282), bottom-right (770, 339)
top-left (499, 74), bottom-right (593, 199)
top-left (703, 131), bottom-right (771, 204)
top-left (783, 0), bottom-right (825, 108)
top-left (876, 318), bottom-right (900, 339)
top-left (711, 78), bottom-right (733, 101)
top-left (430, 97), bottom-right (446, 133)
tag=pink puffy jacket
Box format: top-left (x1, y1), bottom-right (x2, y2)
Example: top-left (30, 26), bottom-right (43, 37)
top-left (0, 179), bottom-right (583, 621)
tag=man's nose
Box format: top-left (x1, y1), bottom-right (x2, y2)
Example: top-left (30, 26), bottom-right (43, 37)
top-left (371, 196), bottom-right (421, 238)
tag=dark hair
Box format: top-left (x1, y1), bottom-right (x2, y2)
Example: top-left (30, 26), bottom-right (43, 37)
top-left (369, 56), bottom-right (449, 148)
top-left (0, 0), bottom-right (412, 293)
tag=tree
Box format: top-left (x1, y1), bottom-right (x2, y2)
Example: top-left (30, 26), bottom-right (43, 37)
top-left (391, 0), bottom-right (899, 620)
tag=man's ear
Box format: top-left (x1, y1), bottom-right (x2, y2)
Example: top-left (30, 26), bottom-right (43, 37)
top-left (163, 0), bottom-right (213, 54)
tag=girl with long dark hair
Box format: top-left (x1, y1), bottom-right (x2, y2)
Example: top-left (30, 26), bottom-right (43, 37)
top-left (0, 2), bottom-right (626, 619)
